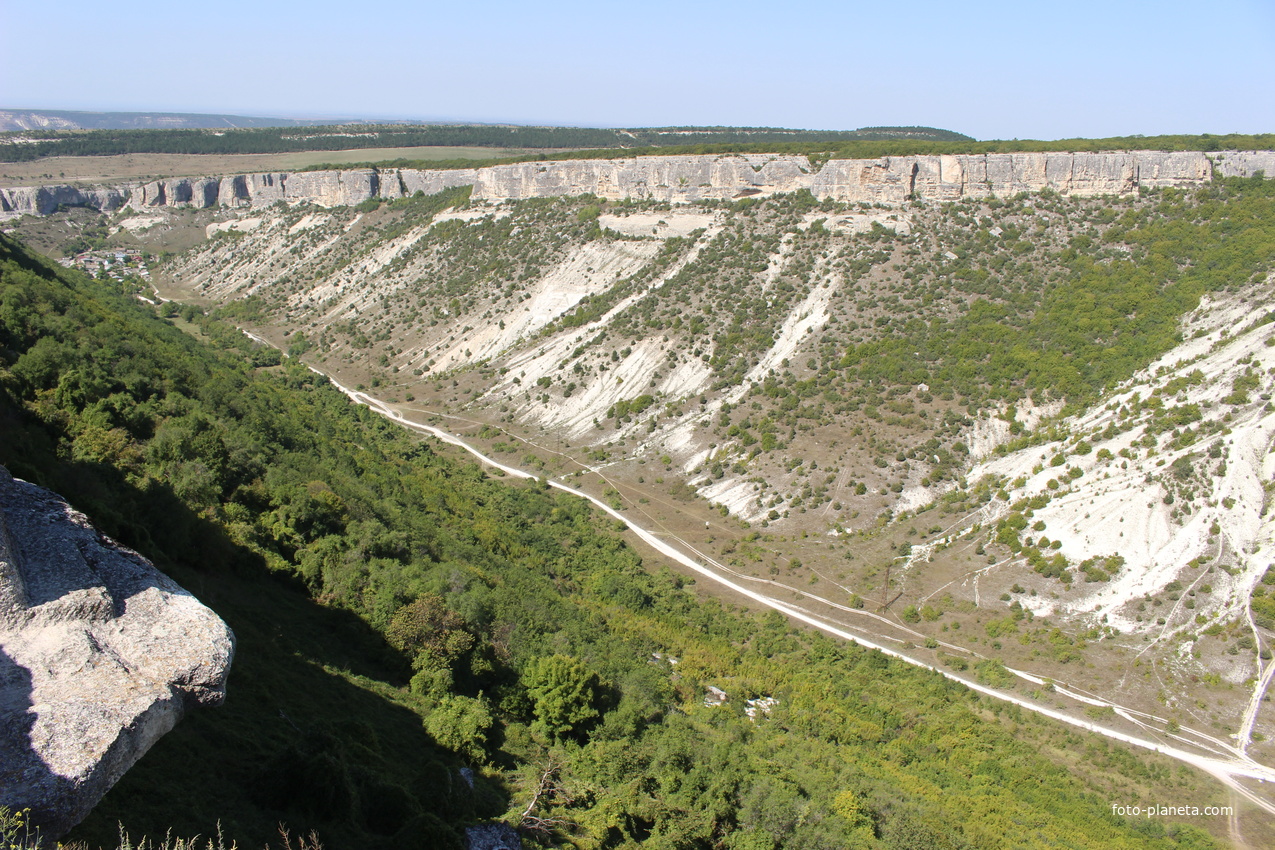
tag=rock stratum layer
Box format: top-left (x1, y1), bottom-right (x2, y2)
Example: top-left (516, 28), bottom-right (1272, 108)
top-left (0, 465), bottom-right (234, 841)
top-left (1, 150), bottom-right (1272, 218)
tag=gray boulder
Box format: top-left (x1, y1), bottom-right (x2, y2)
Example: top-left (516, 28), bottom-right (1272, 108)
top-left (0, 465), bottom-right (234, 841)
top-left (465, 823), bottom-right (523, 850)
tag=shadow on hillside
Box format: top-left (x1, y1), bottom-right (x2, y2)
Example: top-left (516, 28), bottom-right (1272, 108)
top-left (0, 397), bottom-right (509, 850)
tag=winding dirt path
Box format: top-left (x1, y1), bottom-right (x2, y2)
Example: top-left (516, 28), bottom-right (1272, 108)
top-left (316, 375), bottom-right (1275, 814)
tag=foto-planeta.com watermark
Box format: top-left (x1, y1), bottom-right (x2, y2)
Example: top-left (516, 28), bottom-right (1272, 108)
top-left (1112, 803), bottom-right (1233, 818)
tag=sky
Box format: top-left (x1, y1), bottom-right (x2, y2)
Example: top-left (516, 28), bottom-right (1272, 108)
top-left (2, 0), bottom-right (1272, 140)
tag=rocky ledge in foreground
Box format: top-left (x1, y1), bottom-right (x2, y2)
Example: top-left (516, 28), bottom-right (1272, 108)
top-left (0, 465), bottom-right (234, 841)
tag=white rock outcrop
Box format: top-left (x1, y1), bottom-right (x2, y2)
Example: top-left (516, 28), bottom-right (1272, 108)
top-left (1212, 150), bottom-right (1275, 178)
top-left (0, 185), bottom-right (128, 217)
top-left (0, 465), bottom-right (234, 841)
top-left (1, 150), bottom-right (1271, 220)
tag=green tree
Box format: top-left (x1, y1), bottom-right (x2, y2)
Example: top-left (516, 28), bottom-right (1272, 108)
top-left (425, 694), bottom-right (494, 764)
top-left (524, 654), bottom-right (600, 740)
top-left (386, 594), bottom-right (474, 672)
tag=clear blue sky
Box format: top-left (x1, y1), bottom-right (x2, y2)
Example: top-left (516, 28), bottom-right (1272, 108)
top-left (3, 0), bottom-right (1272, 140)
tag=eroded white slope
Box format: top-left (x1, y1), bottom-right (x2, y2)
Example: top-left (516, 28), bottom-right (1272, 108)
top-left (430, 240), bottom-right (662, 370)
top-left (965, 280), bottom-right (1275, 642)
top-left (675, 282), bottom-right (838, 520)
top-left (477, 223), bottom-right (725, 439)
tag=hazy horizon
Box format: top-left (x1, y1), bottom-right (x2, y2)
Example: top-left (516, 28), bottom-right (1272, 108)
top-left (2, 0), bottom-right (1272, 140)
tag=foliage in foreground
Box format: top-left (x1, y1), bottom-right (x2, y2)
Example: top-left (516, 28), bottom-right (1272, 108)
top-left (2, 806), bottom-right (321, 850)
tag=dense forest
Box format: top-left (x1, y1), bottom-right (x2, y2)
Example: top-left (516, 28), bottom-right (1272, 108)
top-left (0, 125), bottom-right (971, 163)
top-left (0, 233), bottom-right (1229, 848)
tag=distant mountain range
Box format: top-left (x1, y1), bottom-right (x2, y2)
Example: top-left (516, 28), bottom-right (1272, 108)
top-left (0, 109), bottom-right (345, 132)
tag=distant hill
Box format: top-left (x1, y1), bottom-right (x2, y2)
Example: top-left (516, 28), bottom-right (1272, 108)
top-left (0, 109), bottom-right (340, 132)
top-left (0, 116), bottom-right (974, 161)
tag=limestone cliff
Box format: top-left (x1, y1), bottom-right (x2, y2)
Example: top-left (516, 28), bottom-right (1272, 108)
top-left (2, 150), bottom-right (1272, 219)
top-left (0, 465), bottom-right (234, 841)
top-left (462, 150), bottom-right (1225, 203)
top-left (1213, 150), bottom-right (1275, 178)
top-left (0, 184), bottom-right (128, 217)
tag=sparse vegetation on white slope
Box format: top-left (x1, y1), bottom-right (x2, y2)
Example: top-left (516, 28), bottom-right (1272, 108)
top-left (94, 171), bottom-right (1275, 767)
top-left (957, 279), bottom-right (1275, 745)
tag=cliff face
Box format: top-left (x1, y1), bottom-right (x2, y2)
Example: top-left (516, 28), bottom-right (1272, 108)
top-left (0, 184), bottom-right (129, 216)
top-left (0, 465), bottom-right (234, 841)
top-left (1213, 149), bottom-right (1275, 178)
top-left (2, 150), bottom-right (1272, 219)
top-left (811, 150), bottom-right (1218, 203)
top-left (464, 150), bottom-right (1227, 203)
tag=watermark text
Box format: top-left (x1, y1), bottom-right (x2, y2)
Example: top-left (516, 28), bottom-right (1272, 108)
top-left (1112, 803), bottom-right (1232, 818)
